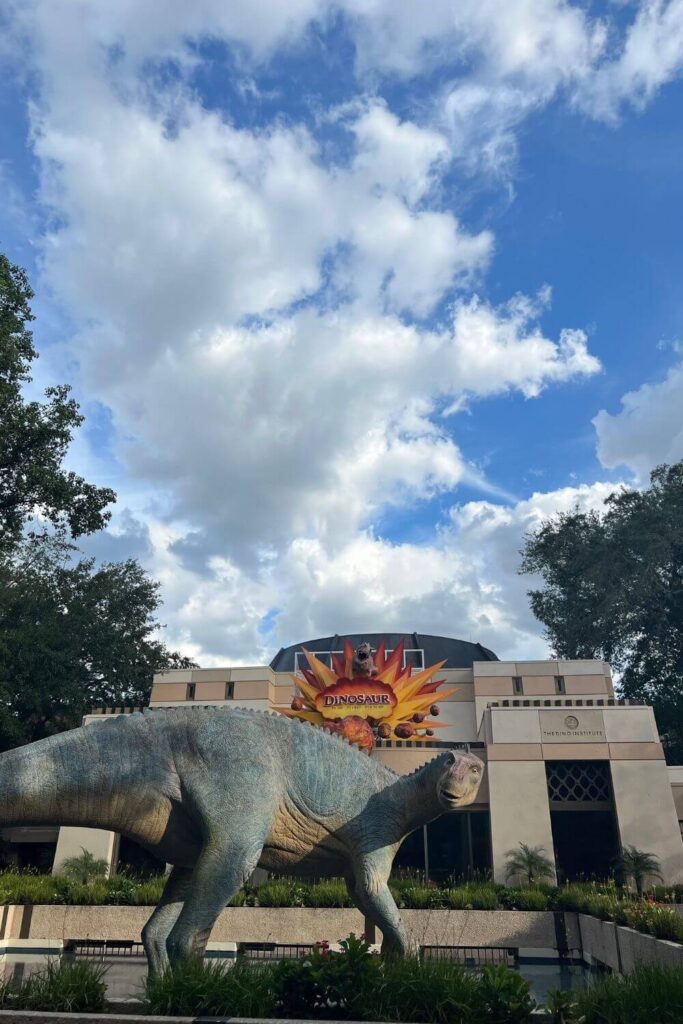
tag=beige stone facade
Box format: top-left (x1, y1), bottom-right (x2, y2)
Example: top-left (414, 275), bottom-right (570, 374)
top-left (40, 642), bottom-right (683, 886)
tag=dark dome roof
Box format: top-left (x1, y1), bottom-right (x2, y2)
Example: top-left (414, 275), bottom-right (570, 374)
top-left (269, 632), bottom-right (498, 672)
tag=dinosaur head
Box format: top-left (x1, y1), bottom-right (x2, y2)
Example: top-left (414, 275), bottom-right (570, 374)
top-left (437, 751), bottom-right (484, 810)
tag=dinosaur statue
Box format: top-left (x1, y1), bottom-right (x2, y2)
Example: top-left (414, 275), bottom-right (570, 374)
top-left (0, 707), bottom-right (484, 973)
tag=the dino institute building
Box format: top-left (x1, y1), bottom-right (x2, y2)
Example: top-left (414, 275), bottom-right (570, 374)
top-left (8, 634), bottom-right (683, 885)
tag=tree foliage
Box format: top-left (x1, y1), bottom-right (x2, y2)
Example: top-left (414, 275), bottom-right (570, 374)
top-left (504, 842), bottom-right (555, 885)
top-left (60, 848), bottom-right (110, 884)
top-left (613, 845), bottom-right (662, 896)
top-left (520, 463), bottom-right (683, 762)
top-left (0, 254), bottom-right (115, 550)
top-left (0, 252), bottom-right (194, 750)
top-left (0, 532), bottom-right (193, 750)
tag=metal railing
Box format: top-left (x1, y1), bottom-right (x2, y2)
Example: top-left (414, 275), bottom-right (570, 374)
top-left (421, 946), bottom-right (517, 967)
top-left (64, 939), bottom-right (145, 959)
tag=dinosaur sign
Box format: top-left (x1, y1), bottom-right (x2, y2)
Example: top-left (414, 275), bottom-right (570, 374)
top-left (284, 638), bottom-right (457, 750)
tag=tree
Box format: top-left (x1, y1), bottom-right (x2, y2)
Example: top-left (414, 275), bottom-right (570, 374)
top-left (613, 846), bottom-right (662, 896)
top-left (520, 463), bottom-right (683, 763)
top-left (0, 531), bottom-right (194, 750)
top-left (504, 843), bottom-right (555, 885)
top-left (0, 254), bottom-right (115, 551)
top-left (0, 252), bottom-right (194, 749)
top-left (60, 847), bottom-right (110, 884)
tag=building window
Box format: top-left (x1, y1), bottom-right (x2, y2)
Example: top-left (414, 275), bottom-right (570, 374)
top-left (225, 681), bottom-right (234, 700)
top-left (546, 760), bottom-right (611, 804)
top-left (555, 676), bottom-right (566, 694)
top-left (513, 676), bottom-right (523, 695)
top-left (186, 683), bottom-right (196, 700)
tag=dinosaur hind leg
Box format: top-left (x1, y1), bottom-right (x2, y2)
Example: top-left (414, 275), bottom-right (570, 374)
top-left (142, 866), bottom-right (192, 976)
top-left (166, 837), bottom-right (264, 969)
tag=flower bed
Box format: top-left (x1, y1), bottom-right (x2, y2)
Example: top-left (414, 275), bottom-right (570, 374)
top-left (1, 872), bottom-right (681, 943)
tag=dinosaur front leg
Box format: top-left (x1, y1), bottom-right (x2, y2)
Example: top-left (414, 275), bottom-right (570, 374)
top-left (166, 837), bottom-right (263, 969)
top-left (142, 866), bottom-right (192, 976)
top-left (354, 852), bottom-right (412, 957)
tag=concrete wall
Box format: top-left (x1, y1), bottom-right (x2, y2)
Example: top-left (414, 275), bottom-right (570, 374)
top-left (487, 761), bottom-right (556, 884)
top-left (3, 905), bottom-right (680, 970)
top-left (611, 760), bottom-right (683, 884)
top-left (578, 914), bottom-right (683, 972)
top-left (0, 905), bottom-right (562, 953)
top-left (52, 827), bottom-right (118, 877)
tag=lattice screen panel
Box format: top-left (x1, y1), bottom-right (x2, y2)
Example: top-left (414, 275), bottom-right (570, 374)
top-left (546, 760), bottom-right (611, 803)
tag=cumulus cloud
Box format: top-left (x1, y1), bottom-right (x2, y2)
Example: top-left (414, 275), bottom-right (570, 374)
top-left (125, 479), bottom-right (615, 664)
top-left (594, 362), bottom-right (683, 479)
top-left (2, 0), bottom-right (668, 664)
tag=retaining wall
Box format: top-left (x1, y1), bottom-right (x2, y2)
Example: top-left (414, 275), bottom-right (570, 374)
top-left (0, 906), bottom-right (569, 956)
top-left (578, 913), bottom-right (683, 972)
top-left (0, 906), bottom-right (680, 970)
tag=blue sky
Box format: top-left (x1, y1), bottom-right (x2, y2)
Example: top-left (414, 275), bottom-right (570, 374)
top-left (1, 1), bottom-right (683, 664)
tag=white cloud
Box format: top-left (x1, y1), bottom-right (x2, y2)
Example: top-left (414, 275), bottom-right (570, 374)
top-left (594, 362), bottom-right (683, 478)
top-left (6, 0), bottom-right (664, 667)
top-left (576, 1), bottom-right (683, 121)
top-left (132, 479), bottom-right (615, 664)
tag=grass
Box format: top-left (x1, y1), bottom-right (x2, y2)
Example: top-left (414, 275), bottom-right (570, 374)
top-left (0, 959), bottom-right (107, 1013)
top-left (145, 958), bottom-right (276, 1018)
top-left (575, 964), bottom-right (683, 1024)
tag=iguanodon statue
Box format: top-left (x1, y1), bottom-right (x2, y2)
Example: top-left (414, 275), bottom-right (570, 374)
top-left (0, 707), bottom-right (484, 972)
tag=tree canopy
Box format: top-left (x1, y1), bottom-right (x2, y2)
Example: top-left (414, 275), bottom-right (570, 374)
top-left (520, 463), bottom-right (683, 763)
top-left (0, 253), bottom-right (193, 749)
top-left (0, 254), bottom-right (115, 550)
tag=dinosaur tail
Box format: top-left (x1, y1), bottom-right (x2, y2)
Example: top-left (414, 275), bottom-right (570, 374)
top-left (0, 725), bottom-right (122, 830)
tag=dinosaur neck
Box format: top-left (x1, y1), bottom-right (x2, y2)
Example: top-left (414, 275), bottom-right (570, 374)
top-left (390, 755), bottom-right (446, 837)
top-left (0, 727), bottom-right (129, 831)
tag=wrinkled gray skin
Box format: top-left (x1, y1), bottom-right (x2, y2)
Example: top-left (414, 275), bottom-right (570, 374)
top-left (0, 708), bottom-right (484, 973)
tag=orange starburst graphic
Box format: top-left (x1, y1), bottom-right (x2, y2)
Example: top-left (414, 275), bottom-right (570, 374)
top-left (281, 638), bottom-right (457, 748)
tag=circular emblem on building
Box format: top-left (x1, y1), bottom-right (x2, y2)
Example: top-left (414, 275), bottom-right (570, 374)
top-left (564, 715), bottom-right (579, 730)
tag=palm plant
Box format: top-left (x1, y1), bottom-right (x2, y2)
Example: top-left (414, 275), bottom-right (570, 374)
top-left (60, 848), bottom-right (109, 884)
top-left (504, 842), bottom-right (555, 885)
top-left (613, 845), bottom-right (662, 896)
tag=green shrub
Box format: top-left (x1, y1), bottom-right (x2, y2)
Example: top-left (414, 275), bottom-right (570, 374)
top-left (465, 883), bottom-right (499, 910)
top-left (228, 887), bottom-right (247, 907)
top-left (274, 933), bottom-right (378, 1020)
top-left (256, 878), bottom-right (311, 907)
top-left (444, 887), bottom-right (472, 909)
top-left (307, 879), bottom-right (351, 908)
top-left (401, 885), bottom-right (445, 909)
top-left (619, 901), bottom-right (683, 942)
top-left (576, 964), bottom-right (683, 1024)
top-left (545, 987), bottom-right (580, 1024)
top-left (145, 958), bottom-right (276, 1018)
top-left (104, 874), bottom-right (137, 904)
top-left (130, 875), bottom-right (166, 905)
top-left (479, 963), bottom-right (537, 1024)
top-left (389, 869), bottom-right (426, 894)
top-left (0, 960), bottom-right (107, 1013)
top-left (506, 887), bottom-right (550, 911)
top-left (0, 871), bottom-right (67, 904)
top-left (360, 956), bottom-right (481, 1023)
